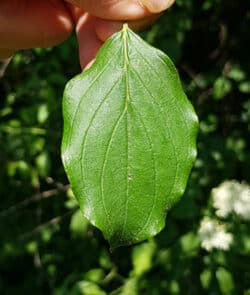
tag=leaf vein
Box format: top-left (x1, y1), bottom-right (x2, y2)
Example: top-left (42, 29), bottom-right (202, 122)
top-left (67, 49), bottom-right (119, 150)
top-left (130, 64), bottom-right (179, 206)
top-left (79, 76), bottom-right (122, 228)
top-left (100, 108), bottom-right (126, 236)
top-left (131, 106), bottom-right (157, 240)
top-left (120, 28), bottom-right (130, 242)
top-left (132, 44), bottom-right (191, 167)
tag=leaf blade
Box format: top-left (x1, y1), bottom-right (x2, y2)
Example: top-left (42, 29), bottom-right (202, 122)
top-left (62, 25), bottom-right (198, 248)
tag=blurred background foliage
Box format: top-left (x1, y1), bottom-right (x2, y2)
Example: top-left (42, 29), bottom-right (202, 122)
top-left (0, 0), bottom-right (250, 294)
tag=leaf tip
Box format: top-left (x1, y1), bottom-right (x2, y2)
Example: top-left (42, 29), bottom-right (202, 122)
top-left (122, 23), bottom-right (129, 31)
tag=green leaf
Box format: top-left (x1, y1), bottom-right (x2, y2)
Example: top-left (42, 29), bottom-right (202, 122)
top-left (71, 281), bottom-right (106, 295)
top-left (37, 104), bottom-right (49, 124)
top-left (213, 77), bottom-right (232, 100)
top-left (119, 278), bottom-right (138, 295)
top-left (227, 66), bottom-right (246, 82)
top-left (132, 240), bottom-right (156, 277)
top-left (179, 231), bottom-right (199, 255)
top-left (239, 81), bottom-right (250, 93)
top-left (62, 25), bottom-right (198, 248)
top-left (216, 267), bottom-right (235, 295)
top-left (84, 269), bottom-right (105, 283)
top-left (200, 269), bottom-right (212, 290)
top-left (70, 209), bottom-right (89, 238)
top-left (35, 151), bottom-right (51, 178)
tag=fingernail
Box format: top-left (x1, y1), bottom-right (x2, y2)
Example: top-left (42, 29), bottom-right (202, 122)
top-left (141, 0), bottom-right (174, 13)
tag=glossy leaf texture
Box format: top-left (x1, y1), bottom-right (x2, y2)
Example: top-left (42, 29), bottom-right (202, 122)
top-left (61, 25), bottom-right (198, 248)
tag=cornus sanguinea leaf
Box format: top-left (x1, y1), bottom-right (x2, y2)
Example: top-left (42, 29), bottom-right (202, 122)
top-left (61, 24), bottom-right (198, 248)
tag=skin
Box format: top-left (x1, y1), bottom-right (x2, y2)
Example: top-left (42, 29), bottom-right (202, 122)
top-left (0, 0), bottom-right (175, 68)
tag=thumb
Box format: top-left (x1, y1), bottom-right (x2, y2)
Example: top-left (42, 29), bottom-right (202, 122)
top-left (140, 0), bottom-right (175, 13)
top-left (66, 0), bottom-right (175, 20)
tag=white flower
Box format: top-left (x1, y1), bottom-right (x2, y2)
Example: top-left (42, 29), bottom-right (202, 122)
top-left (233, 183), bottom-right (250, 220)
top-left (212, 180), bottom-right (250, 220)
top-left (198, 217), bottom-right (233, 251)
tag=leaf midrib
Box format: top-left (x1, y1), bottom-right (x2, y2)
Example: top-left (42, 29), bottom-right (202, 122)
top-left (120, 24), bottom-right (130, 241)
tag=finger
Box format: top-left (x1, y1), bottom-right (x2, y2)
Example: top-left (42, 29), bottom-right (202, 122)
top-left (65, 2), bottom-right (85, 23)
top-left (140, 0), bottom-right (175, 13)
top-left (0, 49), bottom-right (13, 60)
top-left (0, 0), bottom-right (73, 49)
top-left (95, 14), bottom-right (161, 41)
top-left (66, 0), bottom-right (174, 20)
top-left (74, 12), bottom-right (103, 69)
top-left (71, 0), bottom-right (175, 69)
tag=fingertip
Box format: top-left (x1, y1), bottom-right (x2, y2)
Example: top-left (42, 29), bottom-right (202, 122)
top-left (65, 2), bottom-right (85, 23)
top-left (75, 13), bottom-right (103, 69)
top-left (95, 20), bottom-right (123, 42)
top-left (50, 2), bottom-right (75, 45)
top-left (84, 59), bottom-right (95, 70)
top-left (65, 0), bottom-right (149, 20)
top-left (40, 1), bottom-right (74, 47)
top-left (140, 0), bottom-right (175, 13)
top-left (57, 13), bottom-right (74, 38)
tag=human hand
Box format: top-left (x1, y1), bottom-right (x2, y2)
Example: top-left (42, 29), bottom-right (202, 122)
top-left (0, 0), bottom-right (175, 68)
top-left (67, 0), bottom-right (176, 68)
top-left (0, 1), bottom-right (73, 60)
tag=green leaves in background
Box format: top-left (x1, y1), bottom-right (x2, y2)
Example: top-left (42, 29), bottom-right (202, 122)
top-left (62, 25), bottom-right (198, 248)
top-left (62, 25), bottom-right (197, 247)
